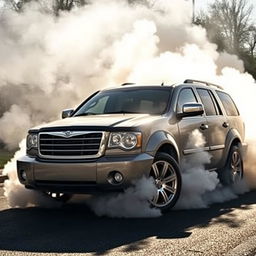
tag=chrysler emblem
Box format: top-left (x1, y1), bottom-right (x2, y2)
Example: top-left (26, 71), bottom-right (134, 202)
top-left (64, 131), bottom-right (72, 137)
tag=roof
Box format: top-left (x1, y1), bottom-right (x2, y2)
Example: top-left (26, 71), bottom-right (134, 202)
top-left (103, 79), bottom-right (224, 91)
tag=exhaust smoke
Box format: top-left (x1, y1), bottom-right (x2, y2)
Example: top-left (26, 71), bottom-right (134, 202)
top-left (176, 130), bottom-right (249, 210)
top-left (3, 141), bottom-right (60, 208)
top-left (88, 176), bottom-right (161, 218)
top-left (1, 0), bottom-right (256, 216)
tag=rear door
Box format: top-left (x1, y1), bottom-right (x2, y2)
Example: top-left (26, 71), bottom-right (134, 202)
top-left (196, 88), bottom-right (228, 169)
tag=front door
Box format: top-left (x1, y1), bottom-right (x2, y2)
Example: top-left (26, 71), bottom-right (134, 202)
top-left (176, 87), bottom-right (210, 168)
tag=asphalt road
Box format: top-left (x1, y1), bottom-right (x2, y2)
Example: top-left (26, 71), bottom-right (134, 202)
top-left (1, 185), bottom-right (256, 256)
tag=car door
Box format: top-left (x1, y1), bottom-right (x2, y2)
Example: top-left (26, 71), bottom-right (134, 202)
top-left (176, 87), bottom-right (210, 164)
top-left (196, 88), bottom-right (228, 169)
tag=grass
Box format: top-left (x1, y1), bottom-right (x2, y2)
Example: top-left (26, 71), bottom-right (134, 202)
top-left (0, 149), bottom-right (14, 170)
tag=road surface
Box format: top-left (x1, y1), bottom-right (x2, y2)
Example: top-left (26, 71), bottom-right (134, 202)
top-left (1, 184), bottom-right (256, 256)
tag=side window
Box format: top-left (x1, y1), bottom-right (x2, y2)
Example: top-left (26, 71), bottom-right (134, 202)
top-left (177, 88), bottom-right (197, 113)
top-left (216, 91), bottom-right (239, 116)
top-left (209, 91), bottom-right (223, 115)
top-left (196, 89), bottom-right (217, 116)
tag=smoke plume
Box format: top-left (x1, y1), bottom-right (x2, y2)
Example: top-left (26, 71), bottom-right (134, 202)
top-left (88, 176), bottom-right (161, 218)
top-left (3, 141), bottom-right (59, 208)
top-left (1, 0), bottom-right (256, 215)
top-left (176, 130), bottom-right (249, 210)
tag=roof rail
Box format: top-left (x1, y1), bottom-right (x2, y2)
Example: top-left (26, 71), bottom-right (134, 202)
top-left (121, 83), bottom-right (136, 86)
top-left (184, 79), bottom-right (223, 90)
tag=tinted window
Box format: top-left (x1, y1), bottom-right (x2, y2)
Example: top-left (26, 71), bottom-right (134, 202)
top-left (197, 89), bottom-right (217, 116)
top-left (209, 91), bottom-right (223, 115)
top-left (177, 88), bottom-right (197, 112)
top-left (216, 91), bottom-right (239, 116)
top-left (75, 89), bottom-right (171, 116)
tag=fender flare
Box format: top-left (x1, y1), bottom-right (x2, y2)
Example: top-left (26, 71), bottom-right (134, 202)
top-left (221, 128), bottom-right (242, 167)
top-left (145, 131), bottom-right (180, 163)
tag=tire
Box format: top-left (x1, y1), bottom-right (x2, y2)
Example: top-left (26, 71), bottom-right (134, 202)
top-left (43, 192), bottom-right (72, 203)
top-left (149, 152), bottom-right (182, 212)
top-left (218, 145), bottom-right (244, 186)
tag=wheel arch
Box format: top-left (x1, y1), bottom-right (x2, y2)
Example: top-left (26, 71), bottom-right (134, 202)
top-left (145, 131), bottom-right (180, 163)
top-left (222, 128), bottom-right (242, 168)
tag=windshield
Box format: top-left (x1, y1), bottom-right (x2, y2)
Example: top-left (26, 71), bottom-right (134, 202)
top-left (74, 88), bottom-right (171, 116)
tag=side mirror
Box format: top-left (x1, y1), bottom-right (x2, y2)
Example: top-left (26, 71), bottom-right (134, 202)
top-left (177, 103), bottom-right (204, 118)
top-left (62, 109), bottom-right (74, 119)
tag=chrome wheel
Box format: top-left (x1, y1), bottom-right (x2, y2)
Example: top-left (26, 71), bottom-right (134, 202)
top-left (150, 160), bottom-right (178, 208)
top-left (230, 150), bottom-right (243, 183)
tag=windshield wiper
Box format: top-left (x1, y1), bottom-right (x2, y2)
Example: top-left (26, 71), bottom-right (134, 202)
top-left (75, 112), bottom-right (98, 117)
top-left (105, 111), bottom-right (142, 114)
top-left (75, 111), bottom-right (143, 116)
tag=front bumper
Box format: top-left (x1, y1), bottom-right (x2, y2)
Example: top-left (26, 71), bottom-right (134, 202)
top-left (17, 154), bottom-right (154, 194)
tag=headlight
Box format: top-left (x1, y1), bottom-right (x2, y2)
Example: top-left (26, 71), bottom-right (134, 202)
top-left (108, 132), bottom-right (142, 150)
top-left (27, 134), bottom-right (38, 149)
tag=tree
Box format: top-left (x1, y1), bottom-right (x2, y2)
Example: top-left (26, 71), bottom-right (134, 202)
top-left (194, 11), bottom-right (226, 52)
top-left (3, 0), bottom-right (34, 12)
top-left (208, 0), bottom-right (253, 54)
top-left (2, 0), bottom-right (87, 15)
top-left (195, 0), bottom-right (256, 79)
top-left (53, 0), bottom-right (87, 16)
top-left (248, 25), bottom-right (256, 57)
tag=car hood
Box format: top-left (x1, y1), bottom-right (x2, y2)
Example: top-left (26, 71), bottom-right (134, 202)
top-left (31, 114), bottom-right (164, 131)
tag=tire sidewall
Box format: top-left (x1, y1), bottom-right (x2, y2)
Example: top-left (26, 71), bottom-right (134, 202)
top-left (219, 145), bottom-right (243, 186)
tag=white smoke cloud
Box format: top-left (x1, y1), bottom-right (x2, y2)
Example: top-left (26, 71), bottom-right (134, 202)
top-left (88, 176), bottom-right (161, 218)
top-left (0, 0), bottom-right (218, 148)
top-left (0, 105), bottom-right (32, 149)
top-left (1, 0), bottom-right (256, 215)
top-left (3, 140), bottom-right (60, 208)
top-left (176, 130), bottom-right (250, 210)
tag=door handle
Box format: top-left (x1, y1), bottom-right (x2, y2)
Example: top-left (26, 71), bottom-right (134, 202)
top-left (223, 122), bottom-right (229, 128)
top-left (200, 123), bottom-right (209, 130)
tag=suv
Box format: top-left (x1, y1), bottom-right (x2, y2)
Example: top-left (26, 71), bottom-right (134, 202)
top-left (17, 79), bottom-right (247, 212)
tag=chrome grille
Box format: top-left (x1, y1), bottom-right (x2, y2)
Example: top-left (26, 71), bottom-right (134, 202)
top-left (39, 131), bottom-right (105, 159)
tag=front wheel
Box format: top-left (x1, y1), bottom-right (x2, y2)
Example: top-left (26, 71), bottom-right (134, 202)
top-left (218, 145), bottom-right (243, 185)
top-left (149, 152), bottom-right (182, 212)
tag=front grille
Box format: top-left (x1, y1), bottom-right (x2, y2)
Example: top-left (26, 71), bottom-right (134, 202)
top-left (39, 131), bottom-right (105, 159)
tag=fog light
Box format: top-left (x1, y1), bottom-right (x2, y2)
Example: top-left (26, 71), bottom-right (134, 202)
top-left (21, 170), bottom-right (27, 181)
top-left (114, 172), bottom-right (123, 183)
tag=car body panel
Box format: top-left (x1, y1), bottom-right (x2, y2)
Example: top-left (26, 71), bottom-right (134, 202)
top-left (206, 115), bottom-right (229, 169)
top-left (17, 153), bottom-right (153, 193)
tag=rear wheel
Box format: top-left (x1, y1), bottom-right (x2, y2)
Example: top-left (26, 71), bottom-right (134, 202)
top-left (150, 152), bottom-right (182, 212)
top-left (219, 145), bottom-right (243, 185)
top-left (43, 192), bottom-right (72, 203)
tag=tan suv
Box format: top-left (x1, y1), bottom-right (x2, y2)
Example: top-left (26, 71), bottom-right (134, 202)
top-left (17, 79), bottom-right (247, 212)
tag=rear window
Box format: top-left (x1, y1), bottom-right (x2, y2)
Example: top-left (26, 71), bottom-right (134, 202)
top-left (216, 91), bottom-right (239, 116)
